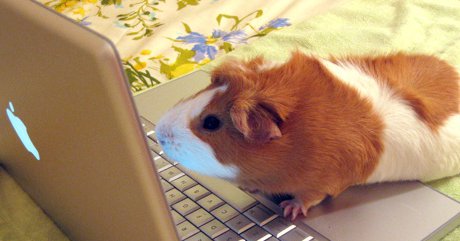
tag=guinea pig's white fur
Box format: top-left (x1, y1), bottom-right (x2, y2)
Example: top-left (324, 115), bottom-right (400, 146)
top-left (319, 59), bottom-right (460, 182)
top-left (155, 84), bottom-right (240, 179)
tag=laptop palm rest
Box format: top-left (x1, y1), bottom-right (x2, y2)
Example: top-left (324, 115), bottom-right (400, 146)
top-left (299, 181), bottom-right (460, 241)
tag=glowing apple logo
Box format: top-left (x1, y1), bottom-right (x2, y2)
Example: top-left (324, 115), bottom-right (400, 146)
top-left (6, 101), bottom-right (40, 160)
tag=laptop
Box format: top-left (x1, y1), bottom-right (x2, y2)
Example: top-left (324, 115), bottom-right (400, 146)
top-left (1, 1), bottom-right (459, 241)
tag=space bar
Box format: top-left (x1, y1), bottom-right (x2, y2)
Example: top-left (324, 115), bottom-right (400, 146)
top-left (183, 168), bottom-right (257, 212)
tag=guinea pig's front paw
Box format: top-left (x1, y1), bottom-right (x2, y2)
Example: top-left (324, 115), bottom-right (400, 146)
top-left (279, 194), bottom-right (326, 221)
top-left (279, 198), bottom-right (309, 221)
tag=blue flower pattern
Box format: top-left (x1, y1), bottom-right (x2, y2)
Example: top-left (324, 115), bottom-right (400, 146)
top-left (212, 30), bottom-right (247, 44)
top-left (177, 29), bottom-right (248, 61)
top-left (192, 44), bottom-right (218, 61)
top-left (177, 18), bottom-right (290, 62)
top-left (259, 18), bottom-right (291, 30)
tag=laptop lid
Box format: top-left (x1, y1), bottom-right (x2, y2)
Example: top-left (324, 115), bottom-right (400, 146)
top-left (0, 1), bottom-right (178, 241)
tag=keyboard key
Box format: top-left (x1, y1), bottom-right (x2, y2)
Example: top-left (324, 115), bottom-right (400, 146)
top-left (265, 237), bottom-right (280, 241)
top-left (215, 230), bottom-right (245, 241)
top-left (187, 171), bottom-right (257, 212)
top-left (186, 208), bottom-right (214, 227)
top-left (244, 204), bottom-right (278, 226)
top-left (197, 194), bottom-right (224, 211)
top-left (173, 198), bottom-right (200, 216)
top-left (172, 175), bottom-right (197, 191)
top-left (263, 217), bottom-right (296, 238)
top-left (185, 185), bottom-right (210, 201)
top-left (171, 210), bottom-right (186, 225)
top-left (201, 219), bottom-right (229, 238)
top-left (160, 166), bottom-right (184, 181)
top-left (147, 138), bottom-right (164, 155)
top-left (139, 116), bottom-right (156, 136)
top-left (154, 155), bottom-right (173, 172)
top-left (226, 214), bottom-right (255, 234)
top-left (185, 232), bottom-right (212, 241)
top-left (279, 228), bottom-right (313, 241)
top-left (176, 220), bottom-right (199, 240)
top-left (212, 204), bottom-right (238, 222)
top-left (165, 188), bottom-right (186, 205)
top-left (160, 179), bottom-right (174, 192)
top-left (241, 226), bottom-right (272, 241)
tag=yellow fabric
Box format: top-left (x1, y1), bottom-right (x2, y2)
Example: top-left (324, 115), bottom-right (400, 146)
top-left (37, 0), bottom-right (341, 93)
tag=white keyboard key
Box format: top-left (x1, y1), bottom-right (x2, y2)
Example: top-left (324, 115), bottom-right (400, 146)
top-left (187, 208), bottom-right (214, 227)
top-left (185, 185), bottom-right (210, 201)
top-left (173, 198), bottom-right (200, 216)
top-left (147, 137), bottom-right (164, 155)
top-left (160, 166), bottom-right (184, 182)
top-left (263, 217), bottom-right (296, 238)
top-left (172, 175), bottom-right (197, 191)
top-left (176, 221), bottom-right (199, 240)
top-left (241, 226), bottom-right (272, 241)
top-left (212, 204), bottom-right (239, 222)
top-left (279, 228), bottom-right (313, 241)
top-left (139, 116), bottom-right (156, 136)
top-left (215, 230), bottom-right (245, 241)
top-left (160, 179), bottom-right (173, 191)
top-left (187, 170), bottom-right (257, 212)
top-left (147, 137), bottom-right (165, 155)
top-left (244, 205), bottom-right (278, 226)
top-left (226, 214), bottom-right (255, 234)
top-left (154, 155), bottom-right (173, 172)
top-left (201, 219), bottom-right (229, 238)
top-left (265, 237), bottom-right (279, 241)
top-left (171, 210), bottom-right (186, 225)
top-left (165, 188), bottom-right (186, 205)
top-left (185, 232), bottom-right (212, 241)
top-left (197, 194), bottom-right (224, 211)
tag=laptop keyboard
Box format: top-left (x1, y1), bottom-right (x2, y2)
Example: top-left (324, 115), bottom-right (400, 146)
top-left (140, 116), bottom-right (316, 241)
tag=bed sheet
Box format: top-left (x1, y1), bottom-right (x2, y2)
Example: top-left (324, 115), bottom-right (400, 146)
top-left (37, 0), bottom-right (343, 93)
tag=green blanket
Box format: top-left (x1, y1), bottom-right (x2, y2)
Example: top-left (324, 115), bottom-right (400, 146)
top-left (0, 168), bottom-right (69, 241)
top-left (204, 0), bottom-right (460, 240)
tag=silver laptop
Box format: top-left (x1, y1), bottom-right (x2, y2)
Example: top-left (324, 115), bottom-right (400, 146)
top-left (1, 1), bottom-right (460, 241)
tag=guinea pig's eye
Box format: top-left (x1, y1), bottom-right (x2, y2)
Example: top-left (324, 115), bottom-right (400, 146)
top-left (202, 115), bottom-right (221, 131)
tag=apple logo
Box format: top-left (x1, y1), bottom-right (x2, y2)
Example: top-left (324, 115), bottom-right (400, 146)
top-left (6, 101), bottom-right (40, 160)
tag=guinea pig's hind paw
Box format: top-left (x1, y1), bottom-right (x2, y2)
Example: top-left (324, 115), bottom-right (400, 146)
top-left (280, 199), bottom-right (309, 221)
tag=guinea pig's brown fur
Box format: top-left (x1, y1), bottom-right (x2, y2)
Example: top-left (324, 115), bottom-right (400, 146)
top-left (191, 52), bottom-right (387, 204)
top-left (337, 55), bottom-right (459, 131)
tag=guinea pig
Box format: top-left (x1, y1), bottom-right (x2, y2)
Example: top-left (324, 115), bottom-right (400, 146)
top-left (155, 51), bottom-right (460, 220)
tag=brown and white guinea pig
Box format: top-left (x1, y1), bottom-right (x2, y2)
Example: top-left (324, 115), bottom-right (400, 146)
top-left (155, 51), bottom-right (460, 220)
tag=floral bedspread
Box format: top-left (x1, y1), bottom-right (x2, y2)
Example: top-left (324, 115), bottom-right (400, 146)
top-left (37, 0), bottom-right (342, 93)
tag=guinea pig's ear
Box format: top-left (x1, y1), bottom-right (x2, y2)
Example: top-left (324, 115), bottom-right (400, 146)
top-left (230, 99), bottom-right (283, 144)
top-left (211, 70), bottom-right (227, 86)
top-left (211, 59), bottom-right (248, 86)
